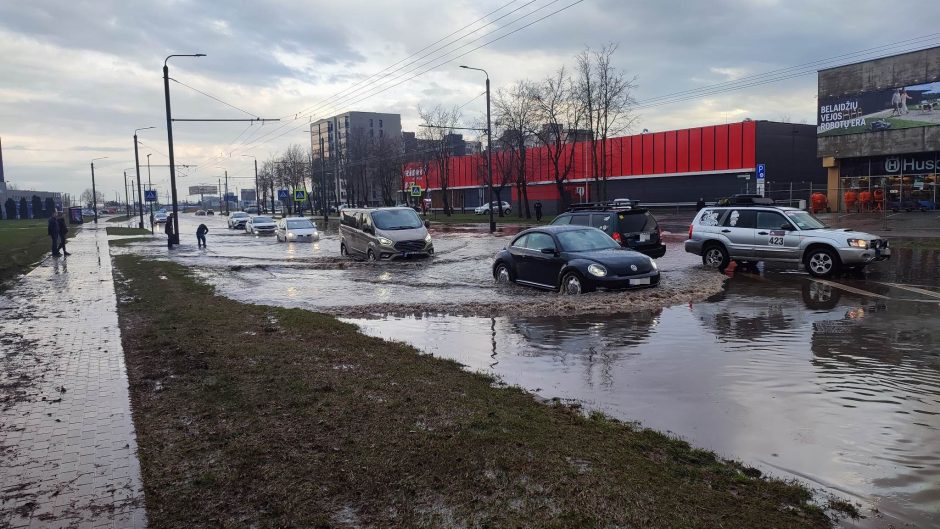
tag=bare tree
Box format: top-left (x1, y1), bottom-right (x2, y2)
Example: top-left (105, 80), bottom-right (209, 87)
top-left (533, 66), bottom-right (584, 210)
top-left (372, 135), bottom-right (403, 206)
top-left (494, 80), bottom-right (539, 218)
top-left (80, 188), bottom-right (105, 208)
top-left (418, 105), bottom-right (461, 216)
top-left (576, 43), bottom-right (637, 200)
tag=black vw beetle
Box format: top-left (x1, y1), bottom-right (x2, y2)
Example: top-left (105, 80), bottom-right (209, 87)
top-left (492, 225), bottom-right (660, 294)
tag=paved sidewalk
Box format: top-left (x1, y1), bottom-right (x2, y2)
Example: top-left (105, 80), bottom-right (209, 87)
top-left (0, 226), bottom-right (146, 528)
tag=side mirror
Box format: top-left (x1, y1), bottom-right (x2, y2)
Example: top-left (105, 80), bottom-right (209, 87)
top-left (424, 220), bottom-right (430, 229)
top-left (781, 223), bottom-right (794, 231)
top-left (540, 247), bottom-right (557, 255)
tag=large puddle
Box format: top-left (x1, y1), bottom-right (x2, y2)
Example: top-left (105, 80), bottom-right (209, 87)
top-left (114, 213), bottom-right (940, 527)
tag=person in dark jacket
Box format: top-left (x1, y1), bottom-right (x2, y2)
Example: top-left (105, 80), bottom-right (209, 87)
top-left (164, 213), bottom-right (174, 249)
top-left (47, 211), bottom-right (61, 258)
top-left (534, 201), bottom-right (543, 222)
top-left (196, 223), bottom-right (208, 248)
top-left (696, 198), bottom-right (706, 211)
top-left (56, 212), bottom-right (70, 256)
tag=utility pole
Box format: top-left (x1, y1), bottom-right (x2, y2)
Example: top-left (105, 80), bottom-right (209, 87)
top-left (164, 54), bottom-right (205, 245)
top-left (133, 127), bottom-right (153, 229)
top-left (90, 156), bottom-right (108, 223)
top-left (460, 65), bottom-right (496, 232)
top-left (146, 154), bottom-right (154, 234)
top-left (218, 178), bottom-right (223, 213)
top-left (124, 171), bottom-right (130, 217)
top-left (319, 138), bottom-right (328, 224)
top-left (224, 170), bottom-right (229, 215)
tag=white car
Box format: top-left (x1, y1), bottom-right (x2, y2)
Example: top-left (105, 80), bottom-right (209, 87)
top-left (228, 211), bottom-right (250, 229)
top-left (245, 215), bottom-right (277, 235)
top-left (276, 217), bottom-right (319, 242)
top-left (474, 201), bottom-right (511, 215)
top-left (154, 211), bottom-right (168, 224)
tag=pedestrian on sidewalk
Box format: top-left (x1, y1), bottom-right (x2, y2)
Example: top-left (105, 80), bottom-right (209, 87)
top-left (164, 213), bottom-right (175, 249)
top-left (696, 197), bottom-right (706, 211)
top-left (47, 211), bottom-right (61, 258)
top-left (56, 211), bottom-right (71, 256)
top-left (196, 223), bottom-right (208, 248)
top-left (534, 200), bottom-right (543, 222)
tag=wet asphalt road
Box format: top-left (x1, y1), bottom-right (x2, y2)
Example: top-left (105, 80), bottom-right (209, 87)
top-left (114, 212), bottom-right (940, 528)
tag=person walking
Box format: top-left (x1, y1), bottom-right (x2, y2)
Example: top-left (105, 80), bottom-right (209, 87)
top-left (696, 197), bottom-right (706, 211)
top-left (900, 88), bottom-right (911, 115)
top-left (196, 223), bottom-right (208, 248)
top-left (164, 213), bottom-right (175, 249)
top-left (56, 211), bottom-right (70, 256)
top-left (47, 211), bottom-right (61, 258)
top-left (534, 200), bottom-right (543, 222)
top-left (891, 88), bottom-right (902, 116)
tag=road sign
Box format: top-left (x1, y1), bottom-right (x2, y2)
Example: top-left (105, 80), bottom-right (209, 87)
top-left (576, 186), bottom-right (584, 196)
top-left (277, 189), bottom-right (290, 201)
top-left (144, 190), bottom-right (157, 202)
top-left (756, 163), bottom-right (766, 182)
top-left (410, 185), bottom-right (422, 197)
top-left (293, 190), bottom-right (307, 202)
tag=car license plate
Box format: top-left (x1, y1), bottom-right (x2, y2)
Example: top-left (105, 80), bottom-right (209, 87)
top-left (629, 277), bottom-right (651, 285)
top-left (639, 233), bottom-right (650, 242)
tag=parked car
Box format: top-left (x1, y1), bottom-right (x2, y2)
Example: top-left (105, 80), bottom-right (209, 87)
top-left (194, 210), bottom-right (207, 216)
top-left (551, 203), bottom-right (666, 258)
top-left (245, 206), bottom-right (258, 214)
top-left (228, 211), bottom-right (250, 229)
top-left (492, 226), bottom-right (659, 294)
top-left (245, 215), bottom-right (277, 235)
top-left (206, 209), bottom-right (215, 216)
top-left (276, 217), bottom-right (319, 242)
top-left (475, 201), bottom-right (511, 215)
top-left (339, 207), bottom-right (433, 260)
top-left (685, 205), bottom-right (891, 277)
top-left (154, 211), bottom-right (168, 224)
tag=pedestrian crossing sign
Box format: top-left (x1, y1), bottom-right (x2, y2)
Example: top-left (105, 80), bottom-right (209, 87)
top-left (144, 190), bottom-right (157, 202)
top-left (410, 185), bottom-right (422, 197)
top-left (294, 190), bottom-right (307, 202)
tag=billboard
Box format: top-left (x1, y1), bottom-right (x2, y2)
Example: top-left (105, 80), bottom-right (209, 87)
top-left (188, 185), bottom-right (218, 195)
top-left (818, 80), bottom-right (940, 137)
top-left (240, 189), bottom-right (257, 202)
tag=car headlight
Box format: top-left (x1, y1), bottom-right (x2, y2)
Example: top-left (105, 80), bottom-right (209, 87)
top-left (650, 258), bottom-right (658, 271)
top-left (287, 231), bottom-right (295, 237)
top-left (847, 238), bottom-right (868, 248)
top-left (378, 237), bottom-right (394, 247)
top-left (424, 233), bottom-right (432, 243)
top-left (587, 264), bottom-right (607, 277)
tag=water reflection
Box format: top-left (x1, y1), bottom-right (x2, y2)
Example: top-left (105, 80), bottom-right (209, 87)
top-left (346, 271), bottom-right (940, 528)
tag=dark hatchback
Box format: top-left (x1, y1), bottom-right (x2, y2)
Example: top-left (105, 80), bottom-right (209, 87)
top-left (551, 205), bottom-right (666, 258)
top-left (492, 226), bottom-right (660, 294)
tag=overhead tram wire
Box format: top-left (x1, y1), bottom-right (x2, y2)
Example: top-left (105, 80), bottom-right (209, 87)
top-left (634, 34), bottom-right (940, 109)
top-left (170, 78), bottom-right (262, 118)
top-left (235, 0), bottom-right (586, 156)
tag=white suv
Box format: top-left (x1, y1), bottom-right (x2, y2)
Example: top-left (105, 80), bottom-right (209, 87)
top-left (684, 206), bottom-right (890, 277)
top-left (475, 201), bottom-right (511, 215)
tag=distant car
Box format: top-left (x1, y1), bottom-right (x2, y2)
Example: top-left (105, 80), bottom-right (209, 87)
top-left (81, 209), bottom-right (95, 217)
top-left (206, 209), bottom-right (215, 216)
top-left (475, 201), bottom-right (511, 215)
top-left (551, 203), bottom-right (666, 259)
top-left (244, 206), bottom-right (258, 214)
top-left (276, 217), bottom-right (319, 242)
top-left (493, 226), bottom-right (659, 294)
top-left (194, 210), bottom-right (207, 216)
top-left (154, 211), bottom-right (169, 224)
top-left (228, 211), bottom-right (250, 229)
top-left (246, 215), bottom-right (276, 235)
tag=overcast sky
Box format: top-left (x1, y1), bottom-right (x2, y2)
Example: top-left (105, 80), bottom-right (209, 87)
top-left (1, 0), bottom-right (938, 199)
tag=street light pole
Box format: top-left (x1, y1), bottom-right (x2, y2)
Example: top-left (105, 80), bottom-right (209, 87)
top-left (90, 156), bottom-right (108, 223)
top-left (146, 154), bottom-right (154, 234)
top-left (164, 53), bottom-right (205, 246)
top-left (133, 127), bottom-right (154, 230)
top-left (460, 65), bottom-right (495, 233)
top-left (124, 171), bottom-right (130, 218)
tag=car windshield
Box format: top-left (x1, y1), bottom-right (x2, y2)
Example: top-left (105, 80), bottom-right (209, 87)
top-left (252, 216), bottom-right (273, 223)
top-left (286, 219), bottom-right (313, 229)
top-left (371, 209), bottom-right (423, 230)
top-left (556, 229), bottom-right (620, 252)
top-left (785, 211), bottom-right (827, 230)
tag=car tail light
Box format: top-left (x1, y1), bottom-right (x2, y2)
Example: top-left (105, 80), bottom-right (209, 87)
top-left (688, 224), bottom-right (693, 239)
top-left (612, 232), bottom-right (622, 243)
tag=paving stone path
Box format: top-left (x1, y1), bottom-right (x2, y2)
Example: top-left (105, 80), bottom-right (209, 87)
top-left (0, 225), bottom-right (146, 528)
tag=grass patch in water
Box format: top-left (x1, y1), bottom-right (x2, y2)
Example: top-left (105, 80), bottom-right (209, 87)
top-left (113, 254), bottom-right (844, 528)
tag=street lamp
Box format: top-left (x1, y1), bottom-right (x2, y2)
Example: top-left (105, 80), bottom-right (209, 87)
top-left (146, 153), bottom-right (154, 234)
top-left (164, 53), bottom-right (206, 245)
top-left (90, 156), bottom-right (108, 223)
top-left (134, 127), bottom-right (155, 229)
top-left (241, 154), bottom-right (259, 213)
top-left (459, 65), bottom-right (495, 233)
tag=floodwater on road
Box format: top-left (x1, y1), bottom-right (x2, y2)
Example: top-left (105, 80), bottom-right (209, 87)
top-left (115, 212), bottom-right (940, 528)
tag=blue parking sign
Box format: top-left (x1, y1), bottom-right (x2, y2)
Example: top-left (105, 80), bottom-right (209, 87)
top-left (277, 189), bottom-right (290, 201)
top-left (756, 163), bottom-right (766, 181)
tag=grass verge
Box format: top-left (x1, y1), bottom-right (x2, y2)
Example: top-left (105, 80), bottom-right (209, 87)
top-left (106, 227), bottom-right (152, 236)
top-left (426, 212), bottom-right (552, 225)
top-left (113, 254), bottom-right (847, 528)
top-left (0, 220), bottom-right (78, 287)
top-left (107, 214), bottom-right (134, 223)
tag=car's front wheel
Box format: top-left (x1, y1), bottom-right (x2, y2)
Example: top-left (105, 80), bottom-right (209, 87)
top-left (805, 247), bottom-right (840, 278)
top-left (702, 243), bottom-right (730, 270)
top-left (367, 249), bottom-right (377, 261)
top-left (494, 262), bottom-right (513, 284)
top-left (560, 271), bottom-right (593, 295)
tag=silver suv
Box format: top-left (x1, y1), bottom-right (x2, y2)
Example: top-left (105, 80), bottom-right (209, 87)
top-left (685, 206), bottom-right (890, 277)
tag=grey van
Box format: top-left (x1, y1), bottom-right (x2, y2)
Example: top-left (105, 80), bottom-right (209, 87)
top-left (339, 207), bottom-right (434, 261)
